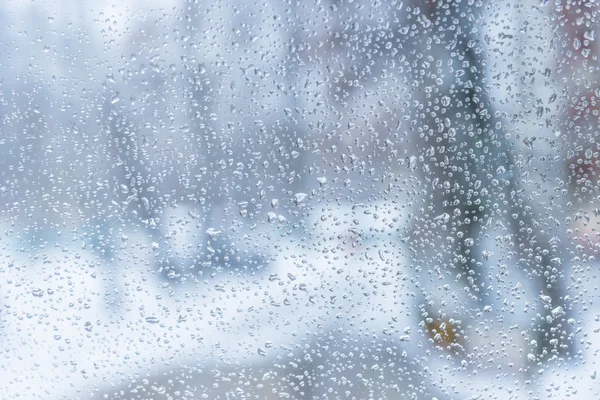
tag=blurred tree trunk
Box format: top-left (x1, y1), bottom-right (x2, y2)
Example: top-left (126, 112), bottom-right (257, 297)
top-left (408, 0), bottom-right (575, 360)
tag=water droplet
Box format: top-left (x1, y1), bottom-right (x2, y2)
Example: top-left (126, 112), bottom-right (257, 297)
top-left (551, 306), bottom-right (565, 319)
top-left (294, 193), bottom-right (307, 205)
top-left (434, 213), bottom-right (450, 224)
top-left (145, 316), bottom-right (159, 324)
top-left (206, 228), bottom-right (222, 238)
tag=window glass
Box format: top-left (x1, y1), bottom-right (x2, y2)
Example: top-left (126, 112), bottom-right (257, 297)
top-left (0, 0), bottom-right (598, 398)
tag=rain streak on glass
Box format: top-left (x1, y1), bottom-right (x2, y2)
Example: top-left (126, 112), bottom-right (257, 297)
top-left (0, 0), bottom-right (598, 399)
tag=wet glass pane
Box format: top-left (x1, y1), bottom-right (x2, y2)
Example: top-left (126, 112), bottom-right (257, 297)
top-left (1, 0), bottom-right (598, 398)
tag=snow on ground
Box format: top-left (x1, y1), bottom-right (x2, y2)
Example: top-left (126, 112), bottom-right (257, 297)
top-left (0, 200), bottom-right (581, 400)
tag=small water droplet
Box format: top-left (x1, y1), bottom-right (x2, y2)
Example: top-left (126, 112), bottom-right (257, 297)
top-left (206, 228), bottom-right (222, 238)
top-left (145, 316), bottom-right (159, 324)
top-left (294, 193), bottom-right (307, 205)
